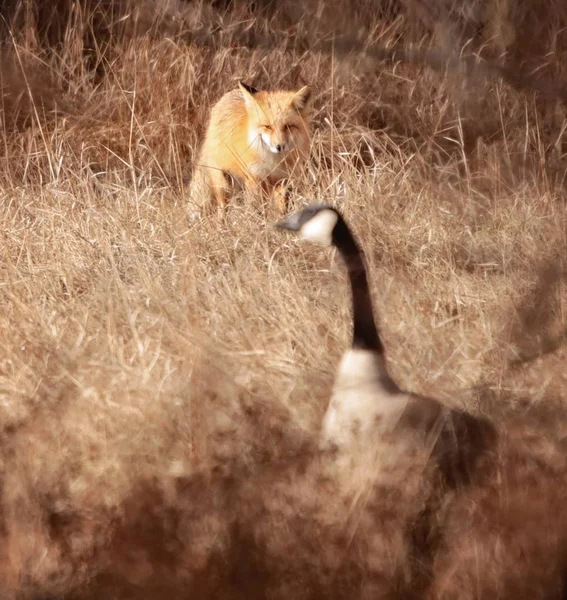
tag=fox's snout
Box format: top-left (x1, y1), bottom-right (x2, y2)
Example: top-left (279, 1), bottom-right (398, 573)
top-left (268, 141), bottom-right (286, 154)
top-left (259, 131), bottom-right (290, 154)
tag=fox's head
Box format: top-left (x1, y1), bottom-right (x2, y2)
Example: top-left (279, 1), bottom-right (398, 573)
top-left (239, 82), bottom-right (312, 157)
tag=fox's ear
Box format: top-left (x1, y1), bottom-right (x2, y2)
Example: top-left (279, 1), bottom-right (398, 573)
top-left (290, 85), bottom-right (312, 112)
top-left (239, 81), bottom-right (259, 96)
top-left (239, 81), bottom-right (259, 110)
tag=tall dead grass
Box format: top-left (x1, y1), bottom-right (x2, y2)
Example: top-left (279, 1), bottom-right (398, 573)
top-left (0, 0), bottom-right (567, 597)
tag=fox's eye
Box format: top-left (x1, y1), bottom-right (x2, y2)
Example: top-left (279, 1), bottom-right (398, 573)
top-left (285, 124), bottom-right (297, 132)
top-left (262, 125), bottom-right (272, 131)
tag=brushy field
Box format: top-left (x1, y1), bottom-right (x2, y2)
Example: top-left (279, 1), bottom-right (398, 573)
top-left (1, 0), bottom-right (567, 597)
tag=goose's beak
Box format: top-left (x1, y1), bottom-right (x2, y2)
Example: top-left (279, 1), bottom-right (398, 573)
top-left (275, 211), bottom-right (303, 232)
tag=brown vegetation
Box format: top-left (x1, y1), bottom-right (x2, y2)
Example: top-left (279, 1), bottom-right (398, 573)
top-left (1, 0), bottom-right (567, 597)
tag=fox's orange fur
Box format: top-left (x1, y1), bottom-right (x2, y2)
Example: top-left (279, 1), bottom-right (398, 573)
top-left (189, 82), bottom-right (312, 217)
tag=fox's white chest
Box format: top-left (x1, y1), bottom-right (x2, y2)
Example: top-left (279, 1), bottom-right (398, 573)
top-left (246, 134), bottom-right (289, 180)
top-left (248, 158), bottom-right (286, 180)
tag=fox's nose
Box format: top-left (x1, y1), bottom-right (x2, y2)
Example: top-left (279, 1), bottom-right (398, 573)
top-left (275, 144), bottom-right (283, 152)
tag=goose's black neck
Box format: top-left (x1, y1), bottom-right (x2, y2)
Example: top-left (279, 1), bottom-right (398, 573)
top-left (331, 216), bottom-right (383, 353)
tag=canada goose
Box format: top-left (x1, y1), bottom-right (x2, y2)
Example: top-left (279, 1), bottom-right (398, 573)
top-left (276, 204), bottom-right (494, 479)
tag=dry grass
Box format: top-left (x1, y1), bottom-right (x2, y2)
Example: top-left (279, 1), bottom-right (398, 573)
top-left (1, 0), bottom-right (567, 597)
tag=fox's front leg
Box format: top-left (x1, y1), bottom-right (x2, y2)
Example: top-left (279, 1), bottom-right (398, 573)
top-left (207, 167), bottom-right (230, 215)
top-left (242, 176), bottom-right (269, 204)
top-left (271, 179), bottom-right (291, 214)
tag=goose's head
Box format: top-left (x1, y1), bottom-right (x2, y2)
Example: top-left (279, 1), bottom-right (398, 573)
top-left (275, 204), bottom-right (340, 247)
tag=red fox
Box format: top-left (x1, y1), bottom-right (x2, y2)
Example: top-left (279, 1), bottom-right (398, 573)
top-left (189, 81), bottom-right (312, 218)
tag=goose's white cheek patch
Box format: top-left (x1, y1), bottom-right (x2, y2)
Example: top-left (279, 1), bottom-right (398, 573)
top-left (300, 209), bottom-right (339, 246)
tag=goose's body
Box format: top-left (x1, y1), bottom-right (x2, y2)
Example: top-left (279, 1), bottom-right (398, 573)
top-left (276, 205), bottom-right (492, 476)
top-left (276, 204), bottom-right (436, 449)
